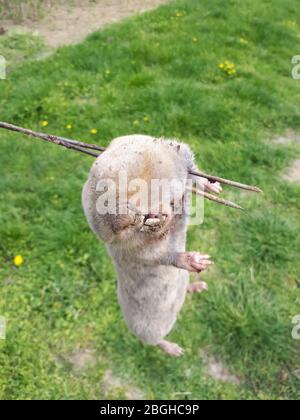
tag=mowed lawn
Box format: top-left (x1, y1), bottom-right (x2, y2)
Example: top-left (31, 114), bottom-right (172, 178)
top-left (0, 0), bottom-right (300, 400)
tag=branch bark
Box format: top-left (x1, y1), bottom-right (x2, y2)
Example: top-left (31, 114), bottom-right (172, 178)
top-left (187, 186), bottom-right (244, 211)
top-left (0, 121), bottom-right (104, 158)
top-left (0, 121), bottom-right (262, 206)
top-left (189, 169), bottom-right (262, 193)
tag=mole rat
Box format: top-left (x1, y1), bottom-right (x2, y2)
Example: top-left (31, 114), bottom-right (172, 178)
top-left (82, 135), bottom-right (221, 356)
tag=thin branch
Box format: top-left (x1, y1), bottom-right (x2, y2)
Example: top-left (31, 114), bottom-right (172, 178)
top-left (0, 121), bottom-right (104, 157)
top-left (0, 121), bottom-right (261, 197)
top-left (187, 186), bottom-right (244, 211)
top-left (189, 169), bottom-right (262, 193)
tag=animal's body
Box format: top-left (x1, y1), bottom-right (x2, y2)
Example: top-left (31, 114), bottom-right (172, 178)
top-left (82, 135), bottom-right (219, 356)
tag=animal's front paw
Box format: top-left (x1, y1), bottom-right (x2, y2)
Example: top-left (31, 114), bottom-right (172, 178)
top-left (176, 252), bottom-right (213, 273)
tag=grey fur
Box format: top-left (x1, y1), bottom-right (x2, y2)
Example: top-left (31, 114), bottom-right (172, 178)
top-left (82, 135), bottom-right (212, 351)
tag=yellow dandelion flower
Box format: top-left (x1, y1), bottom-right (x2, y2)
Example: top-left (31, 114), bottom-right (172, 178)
top-left (143, 116), bottom-right (149, 123)
top-left (286, 20), bottom-right (296, 27)
top-left (66, 124), bottom-right (73, 129)
top-left (90, 128), bottom-right (98, 135)
top-left (219, 63), bottom-right (225, 69)
top-left (239, 37), bottom-right (249, 45)
top-left (227, 68), bottom-right (237, 76)
top-left (40, 120), bottom-right (49, 127)
top-left (14, 255), bottom-right (24, 267)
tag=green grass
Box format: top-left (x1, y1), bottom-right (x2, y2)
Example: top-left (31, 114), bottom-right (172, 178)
top-left (0, 0), bottom-right (300, 400)
top-left (0, 31), bottom-right (45, 73)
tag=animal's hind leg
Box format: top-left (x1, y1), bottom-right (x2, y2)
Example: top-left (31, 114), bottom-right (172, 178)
top-left (158, 340), bottom-right (184, 357)
top-left (187, 281), bottom-right (208, 294)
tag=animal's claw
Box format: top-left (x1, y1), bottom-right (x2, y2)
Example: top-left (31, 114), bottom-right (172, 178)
top-left (176, 252), bottom-right (213, 273)
top-left (206, 181), bottom-right (223, 194)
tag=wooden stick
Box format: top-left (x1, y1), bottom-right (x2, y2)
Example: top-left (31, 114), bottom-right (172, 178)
top-left (0, 121), bottom-right (104, 157)
top-left (187, 186), bottom-right (244, 211)
top-left (0, 122), bottom-right (261, 196)
top-left (189, 169), bottom-right (262, 193)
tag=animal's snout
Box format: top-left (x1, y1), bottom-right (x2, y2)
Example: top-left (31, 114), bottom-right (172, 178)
top-left (144, 214), bottom-right (156, 221)
top-left (144, 212), bottom-right (168, 221)
top-left (145, 213), bottom-right (162, 220)
top-left (141, 212), bottom-right (169, 230)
